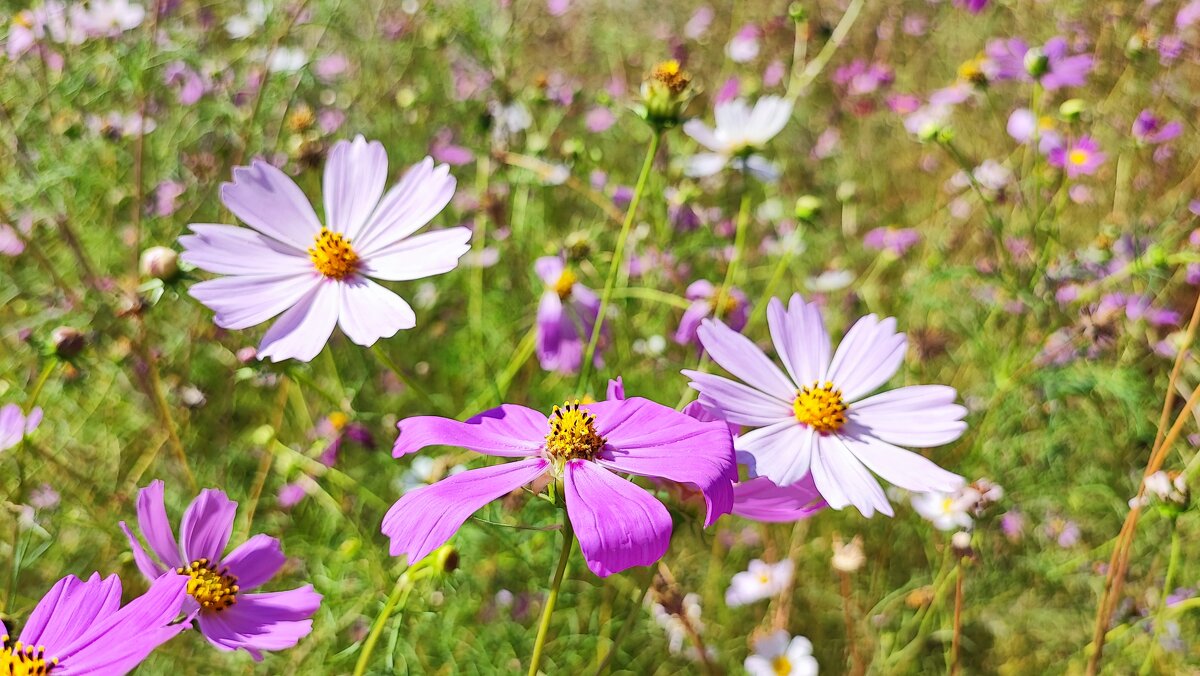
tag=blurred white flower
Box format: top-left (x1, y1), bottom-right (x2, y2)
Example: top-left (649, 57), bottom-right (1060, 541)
top-left (806, 269), bottom-right (853, 292)
top-left (912, 488), bottom-right (981, 531)
top-left (726, 559), bottom-right (792, 607)
top-left (489, 100), bottom-right (532, 145)
top-left (268, 47), bottom-right (308, 73)
top-left (80, 0), bottom-right (144, 36)
top-left (682, 96), bottom-right (791, 181)
top-left (650, 592), bottom-right (708, 657)
top-left (832, 535), bottom-right (865, 573)
top-left (744, 630), bottom-right (818, 676)
top-left (227, 0), bottom-right (269, 39)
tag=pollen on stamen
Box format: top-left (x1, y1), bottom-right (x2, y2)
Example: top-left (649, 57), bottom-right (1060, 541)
top-left (793, 381), bottom-right (849, 434)
top-left (1, 636), bottom-right (55, 675)
top-left (544, 400), bottom-right (606, 463)
top-left (177, 558), bottom-right (240, 613)
top-left (308, 227), bottom-right (360, 280)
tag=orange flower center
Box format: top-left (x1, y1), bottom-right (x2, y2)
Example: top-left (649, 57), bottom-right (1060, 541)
top-left (0, 636), bottom-right (56, 675)
top-left (177, 558), bottom-right (239, 613)
top-left (793, 381), bottom-right (848, 433)
top-left (544, 401), bottom-right (605, 463)
top-left (309, 228), bottom-right (359, 280)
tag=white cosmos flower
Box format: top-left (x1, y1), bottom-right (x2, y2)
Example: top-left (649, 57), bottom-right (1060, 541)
top-left (682, 96), bottom-right (792, 181)
top-left (744, 630), bottom-right (818, 676)
top-left (912, 488), bottom-right (980, 531)
top-left (725, 558), bottom-right (793, 607)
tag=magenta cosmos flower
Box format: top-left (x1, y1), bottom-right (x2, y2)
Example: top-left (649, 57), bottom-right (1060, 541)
top-left (0, 403), bottom-right (42, 451)
top-left (535, 255), bottom-right (606, 374)
top-left (120, 481), bottom-right (321, 659)
top-left (382, 393), bottom-right (737, 577)
top-left (1048, 136), bottom-right (1106, 178)
top-left (180, 135), bottom-right (470, 362)
top-left (684, 294), bottom-right (966, 517)
top-left (0, 571), bottom-right (189, 674)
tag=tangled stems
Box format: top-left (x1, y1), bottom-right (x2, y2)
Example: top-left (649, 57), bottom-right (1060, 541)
top-left (528, 510), bottom-right (575, 676)
top-left (1139, 520), bottom-right (1181, 675)
top-left (577, 132), bottom-right (661, 394)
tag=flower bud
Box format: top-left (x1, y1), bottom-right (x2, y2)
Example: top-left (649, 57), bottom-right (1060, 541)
top-left (1059, 99), bottom-right (1086, 122)
top-left (788, 2), bottom-right (807, 22)
top-left (639, 60), bottom-right (695, 130)
top-left (794, 195), bottom-right (823, 221)
top-left (50, 326), bottom-right (85, 359)
top-left (139, 246), bottom-right (179, 280)
top-left (831, 534), bottom-right (865, 573)
top-left (1023, 48), bottom-right (1049, 79)
top-left (434, 544), bottom-right (460, 574)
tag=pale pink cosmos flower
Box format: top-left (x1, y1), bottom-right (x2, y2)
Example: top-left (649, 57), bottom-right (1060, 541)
top-left (685, 293), bottom-right (966, 517)
top-left (0, 403), bottom-right (42, 452)
top-left (180, 135), bottom-right (469, 362)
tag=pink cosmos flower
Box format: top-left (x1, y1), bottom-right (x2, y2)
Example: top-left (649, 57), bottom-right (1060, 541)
top-left (1132, 110), bottom-right (1183, 145)
top-left (684, 293), bottom-right (966, 516)
top-left (120, 481), bottom-right (322, 659)
top-left (382, 392), bottom-right (737, 577)
top-left (0, 403), bottom-right (42, 452)
top-left (535, 255), bottom-right (606, 374)
top-left (675, 280), bottom-right (748, 347)
top-left (180, 135), bottom-right (470, 362)
top-left (1048, 136), bottom-right (1105, 178)
top-left (0, 572), bottom-right (189, 674)
top-left (953, 0), bottom-right (989, 13)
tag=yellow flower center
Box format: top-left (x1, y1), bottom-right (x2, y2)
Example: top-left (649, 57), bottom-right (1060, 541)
top-left (552, 270), bottom-right (577, 299)
top-left (328, 411), bottom-right (349, 431)
top-left (177, 558), bottom-right (239, 613)
top-left (1068, 149), bottom-right (1089, 166)
top-left (653, 59), bottom-right (691, 94)
top-left (709, 289), bottom-right (741, 316)
top-left (772, 655), bottom-right (793, 675)
top-left (0, 638), bottom-right (56, 675)
top-left (308, 228), bottom-right (359, 280)
top-left (942, 497), bottom-right (955, 513)
top-left (544, 401), bottom-right (605, 463)
top-left (793, 381), bottom-right (848, 434)
top-left (957, 56), bottom-right (986, 85)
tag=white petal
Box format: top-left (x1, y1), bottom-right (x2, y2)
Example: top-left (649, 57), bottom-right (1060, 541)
top-left (220, 160), bottom-right (322, 249)
top-left (826, 315), bottom-right (907, 402)
top-left (696, 319), bottom-right (797, 401)
top-left (354, 158), bottom-right (456, 255)
top-left (815, 435), bottom-right (893, 517)
top-left (324, 135), bottom-right (388, 240)
top-left (359, 227), bottom-right (471, 281)
top-left (735, 421), bottom-right (812, 487)
top-left (337, 276), bottom-right (416, 346)
top-left (685, 371), bottom-right (794, 427)
top-left (766, 293), bottom-right (830, 386)
top-left (684, 153), bottom-right (728, 177)
top-left (179, 224), bottom-right (311, 276)
top-left (257, 281), bottom-right (340, 362)
top-left (840, 428), bottom-right (964, 493)
top-left (849, 385), bottom-right (967, 447)
top-left (190, 273), bottom-right (319, 330)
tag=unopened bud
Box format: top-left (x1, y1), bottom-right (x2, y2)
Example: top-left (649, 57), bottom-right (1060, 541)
top-left (788, 2), bottom-right (807, 22)
top-left (140, 246), bottom-right (180, 280)
top-left (50, 326), bottom-right (85, 359)
top-left (434, 545), bottom-right (460, 574)
top-left (1059, 99), bottom-right (1086, 122)
top-left (1024, 48), bottom-right (1049, 79)
top-left (639, 60), bottom-right (695, 131)
top-left (794, 195), bottom-right (823, 221)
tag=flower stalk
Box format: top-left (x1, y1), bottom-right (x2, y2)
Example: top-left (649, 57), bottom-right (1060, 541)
top-left (528, 511), bottom-right (576, 676)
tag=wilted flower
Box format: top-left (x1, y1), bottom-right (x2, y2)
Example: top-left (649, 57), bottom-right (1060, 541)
top-left (744, 630), bottom-right (818, 676)
top-left (831, 534), bottom-right (865, 572)
top-left (726, 559), bottom-right (793, 607)
top-left (140, 246), bottom-right (180, 280)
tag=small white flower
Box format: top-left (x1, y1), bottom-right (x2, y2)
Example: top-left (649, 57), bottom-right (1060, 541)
top-left (227, 0), bottom-right (269, 39)
top-left (912, 488), bottom-right (980, 531)
top-left (726, 559), bottom-right (792, 607)
top-left (268, 46), bottom-right (308, 73)
top-left (682, 97), bottom-right (792, 181)
top-left (805, 269), bottom-right (854, 292)
top-left (745, 630), bottom-right (818, 676)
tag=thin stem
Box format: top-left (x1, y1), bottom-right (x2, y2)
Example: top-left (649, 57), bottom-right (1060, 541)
top-left (353, 572), bottom-right (414, 676)
top-left (26, 361), bottom-right (56, 413)
top-left (951, 563), bottom-right (965, 676)
top-left (839, 570), bottom-right (864, 675)
top-left (787, 0), bottom-right (865, 99)
top-left (1139, 521), bottom-right (1182, 675)
top-left (592, 566), bottom-right (655, 674)
top-left (371, 344), bottom-right (439, 413)
top-left (528, 512), bottom-right (575, 676)
top-left (576, 132), bottom-right (661, 393)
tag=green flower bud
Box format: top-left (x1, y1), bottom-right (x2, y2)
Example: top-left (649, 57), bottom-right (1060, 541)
top-left (794, 195), bottom-right (823, 221)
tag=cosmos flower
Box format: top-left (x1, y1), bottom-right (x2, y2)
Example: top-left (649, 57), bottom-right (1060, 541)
top-left (725, 559), bottom-right (793, 606)
top-left (731, 476), bottom-right (826, 522)
top-left (1048, 136), bottom-right (1106, 178)
top-left (382, 392), bottom-right (737, 577)
top-left (534, 255), bottom-right (606, 374)
top-left (0, 572), bottom-right (189, 674)
top-left (120, 481), bottom-right (322, 659)
top-left (911, 488), bottom-right (980, 531)
top-left (685, 293), bottom-right (966, 517)
top-left (985, 37), bottom-right (1092, 90)
top-left (953, 0), bottom-right (989, 13)
top-left (0, 403), bottom-right (42, 452)
top-left (1132, 110), bottom-right (1183, 145)
top-left (744, 630), bottom-right (818, 676)
top-left (863, 227), bottom-right (921, 257)
top-left (726, 24), bottom-right (760, 63)
top-left (180, 135), bottom-right (469, 362)
top-left (682, 96), bottom-right (792, 180)
top-left (675, 280), bottom-right (748, 348)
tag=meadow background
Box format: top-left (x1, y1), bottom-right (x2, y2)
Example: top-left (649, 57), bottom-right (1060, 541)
top-left (3, 0), bottom-right (1200, 673)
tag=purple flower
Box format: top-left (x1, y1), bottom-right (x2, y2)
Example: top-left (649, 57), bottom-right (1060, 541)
top-left (0, 572), bottom-right (189, 674)
top-left (382, 393), bottom-right (737, 577)
top-left (120, 480), bottom-right (322, 659)
top-left (727, 24), bottom-right (759, 63)
top-left (863, 227), bottom-right (921, 257)
top-left (684, 6), bottom-right (713, 40)
top-left (429, 128), bottom-right (474, 166)
top-left (163, 61), bottom-right (208, 105)
top-left (1039, 37), bottom-right (1094, 90)
top-left (984, 38), bottom-right (1029, 82)
top-left (1048, 136), bottom-right (1106, 178)
top-left (730, 476), bottom-right (825, 522)
top-left (953, 0), bottom-right (989, 13)
top-left (0, 403), bottom-right (42, 451)
top-left (985, 37), bottom-right (1092, 90)
top-left (535, 256), bottom-right (606, 374)
top-left (675, 280), bottom-right (748, 347)
top-left (179, 135), bottom-right (470, 362)
top-left (585, 107), bottom-right (616, 133)
top-left (685, 294), bottom-right (966, 516)
top-left (1132, 110), bottom-right (1183, 145)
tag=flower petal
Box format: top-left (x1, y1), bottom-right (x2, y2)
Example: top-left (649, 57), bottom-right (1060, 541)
top-left (684, 152), bottom-right (728, 177)
top-left (731, 476), bottom-right (826, 523)
top-left (353, 157), bottom-right (456, 255)
top-left (840, 426), bottom-right (964, 493)
top-left (256, 280), bottom-right (341, 363)
top-left (826, 314), bottom-right (907, 402)
top-left (220, 159), bottom-right (322, 249)
top-left (564, 460), bottom-right (672, 577)
top-left (812, 435), bottom-right (893, 517)
top-left (179, 489), bottom-right (238, 564)
top-left (120, 521), bottom-right (167, 579)
top-left (358, 227), bottom-right (471, 281)
top-left (136, 480), bottom-right (184, 569)
top-left (324, 135), bottom-right (388, 240)
top-left (696, 318), bottom-right (796, 401)
top-left (336, 276), bottom-right (415, 346)
top-left (393, 405), bottom-right (547, 458)
top-left (736, 420), bottom-right (813, 488)
top-left (767, 293), bottom-right (830, 386)
top-left (848, 385), bottom-right (967, 447)
top-left (179, 224), bottom-right (311, 275)
top-left (222, 534), bottom-right (285, 591)
top-left (381, 458), bottom-right (549, 565)
top-left (19, 573), bottom-right (123, 650)
top-left (190, 273), bottom-right (320, 331)
top-left (684, 371), bottom-right (794, 427)
top-left (682, 120), bottom-right (721, 151)
top-left (196, 586), bottom-right (321, 660)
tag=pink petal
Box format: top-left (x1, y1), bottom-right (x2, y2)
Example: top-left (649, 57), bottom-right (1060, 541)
top-left (826, 314), bottom-right (907, 402)
top-left (381, 458), bottom-right (549, 565)
top-left (222, 534), bottom-right (285, 591)
top-left (196, 586), bottom-right (321, 660)
top-left (849, 385), bottom-right (967, 447)
top-left (564, 460), bottom-right (672, 577)
top-left (736, 420), bottom-right (813, 487)
top-left (359, 227), bottom-right (471, 281)
top-left (353, 158), bottom-right (456, 255)
top-left (767, 294), bottom-right (830, 386)
top-left (696, 318), bottom-right (796, 401)
top-left (336, 276), bottom-right (415, 346)
top-left (136, 480), bottom-right (184, 569)
top-left (324, 135), bottom-right (388, 240)
top-left (56, 573), bottom-right (190, 672)
top-left (179, 489), bottom-right (238, 563)
top-left (813, 435), bottom-right (893, 517)
top-left (393, 405), bottom-right (548, 458)
top-left (20, 573), bottom-right (123, 650)
top-left (731, 476), bottom-right (826, 523)
top-left (120, 521), bottom-right (167, 579)
top-left (257, 281), bottom-right (341, 363)
top-left (220, 159), bottom-right (322, 249)
top-left (839, 427), bottom-right (964, 493)
top-left (685, 371), bottom-right (794, 427)
top-left (190, 273), bottom-right (320, 331)
top-left (179, 223), bottom-right (311, 275)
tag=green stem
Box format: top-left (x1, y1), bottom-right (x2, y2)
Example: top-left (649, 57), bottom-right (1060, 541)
top-left (592, 566), bottom-right (655, 674)
top-left (1139, 521), bottom-right (1182, 675)
top-left (528, 512), bottom-right (575, 676)
top-left (787, 0), bottom-right (865, 99)
top-left (354, 572), bottom-right (414, 676)
top-left (26, 361), bottom-right (56, 412)
top-left (371, 344), bottom-right (439, 412)
top-left (577, 132), bottom-right (661, 394)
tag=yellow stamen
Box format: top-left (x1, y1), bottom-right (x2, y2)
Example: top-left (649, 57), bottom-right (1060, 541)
top-left (552, 270), bottom-right (577, 300)
top-left (0, 636), bottom-right (57, 675)
top-left (544, 401), bottom-right (605, 464)
top-left (177, 558), bottom-right (239, 613)
top-left (771, 655), bottom-right (793, 675)
top-left (308, 228), bottom-right (359, 280)
top-left (957, 56), bottom-right (986, 85)
top-left (652, 60), bottom-right (691, 94)
top-left (328, 411), bottom-right (349, 431)
top-left (1068, 149), bottom-right (1089, 166)
top-left (709, 289), bottom-right (740, 316)
top-left (942, 497), bottom-right (955, 513)
top-left (793, 381), bottom-right (848, 434)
